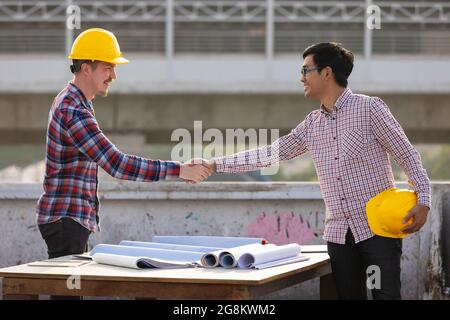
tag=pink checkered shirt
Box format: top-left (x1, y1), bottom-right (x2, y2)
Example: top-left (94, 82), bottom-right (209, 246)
top-left (214, 88), bottom-right (431, 244)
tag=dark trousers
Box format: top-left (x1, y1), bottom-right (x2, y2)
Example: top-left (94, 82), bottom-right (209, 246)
top-left (327, 229), bottom-right (402, 300)
top-left (39, 217), bottom-right (90, 259)
top-left (39, 217), bottom-right (91, 300)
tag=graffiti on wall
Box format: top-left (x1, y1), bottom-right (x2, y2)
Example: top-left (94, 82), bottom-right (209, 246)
top-left (247, 211), bottom-right (322, 245)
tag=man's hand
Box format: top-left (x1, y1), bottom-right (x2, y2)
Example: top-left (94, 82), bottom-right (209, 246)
top-left (401, 204), bottom-right (430, 234)
top-left (203, 159), bottom-right (216, 175)
top-left (180, 160), bottom-right (211, 184)
top-left (180, 158), bottom-right (215, 184)
top-left (188, 158), bottom-right (216, 174)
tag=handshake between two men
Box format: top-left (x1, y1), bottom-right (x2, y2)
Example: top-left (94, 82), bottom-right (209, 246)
top-left (179, 158), bottom-right (217, 184)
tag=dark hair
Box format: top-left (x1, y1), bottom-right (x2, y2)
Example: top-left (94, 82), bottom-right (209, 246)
top-left (70, 60), bottom-right (99, 74)
top-left (302, 42), bottom-right (354, 87)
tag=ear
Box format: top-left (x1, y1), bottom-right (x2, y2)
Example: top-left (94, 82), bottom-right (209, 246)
top-left (80, 63), bottom-right (91, 76)
top-left (322, 66), bottom-right (333, 80)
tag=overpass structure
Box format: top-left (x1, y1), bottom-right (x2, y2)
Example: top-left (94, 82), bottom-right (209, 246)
top-left (0, 0), bottom-right (449, 144)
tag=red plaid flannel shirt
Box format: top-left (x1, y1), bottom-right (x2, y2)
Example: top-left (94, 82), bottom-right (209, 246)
top-left (36, 83), bottom-right (180, 232)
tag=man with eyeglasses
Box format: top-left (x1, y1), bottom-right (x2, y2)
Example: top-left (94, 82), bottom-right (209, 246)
top-left (194, 42), bottom-right (431, 300)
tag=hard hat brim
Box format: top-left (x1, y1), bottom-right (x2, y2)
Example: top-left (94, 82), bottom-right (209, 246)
top-left (67, 55), bottom-right (129, 65)
top-left (110, 57), bottom-right (129, 64)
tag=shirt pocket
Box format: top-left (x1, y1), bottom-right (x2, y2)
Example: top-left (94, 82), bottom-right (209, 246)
top-left (308, 129), bottom-right (330, 161)
top-left (341, 128), bottom-right (368, 159)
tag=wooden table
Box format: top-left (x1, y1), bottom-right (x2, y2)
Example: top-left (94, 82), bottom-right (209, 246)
top-left (0, 249), bottom-right (336, 300)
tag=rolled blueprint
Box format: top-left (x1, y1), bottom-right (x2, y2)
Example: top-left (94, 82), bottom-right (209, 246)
top-left (119, 240), bottom-right (222, 253)
top-left (92, 253), bottom-right (142, 269)
top-left (200, 248), bottom-right (222, 268)
top-left (92, 253), bottom-right (197, 269)
top-left (200, 243), bottom-right (274, 268)
top-left (254, 254), bottom-right (310, 269)
top-left (90, 244), bottom-right (203, 263)
top-left (153, 236), bottom-right (268, 248)
top-left (218, 243), bottom-right (276, 269)
top-left (237, 243), bottom-right (302, 269)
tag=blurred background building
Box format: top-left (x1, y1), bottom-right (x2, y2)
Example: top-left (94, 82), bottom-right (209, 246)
top-left (0, 0), bottom-right (449, 182)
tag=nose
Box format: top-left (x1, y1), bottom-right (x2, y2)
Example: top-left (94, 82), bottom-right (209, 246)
top-left (111, 67), bottom-right (117, 80)
top-left (300, 73), bottom-right (306, 83)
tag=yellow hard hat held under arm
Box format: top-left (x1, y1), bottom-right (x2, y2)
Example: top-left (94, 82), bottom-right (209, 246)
top-left (366, 188), bottom-right (417, 238)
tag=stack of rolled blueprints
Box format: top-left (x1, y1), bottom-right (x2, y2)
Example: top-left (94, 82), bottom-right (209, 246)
top-left (89, 236), bottom-right (309, 270)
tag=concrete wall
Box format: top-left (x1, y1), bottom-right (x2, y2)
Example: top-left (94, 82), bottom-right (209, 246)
top-left (1, 92), bottom-right (450, 145)
top-left (0, 182), bottom-right (448, 299)
top-left (1, 55), bottom-right (450, 94)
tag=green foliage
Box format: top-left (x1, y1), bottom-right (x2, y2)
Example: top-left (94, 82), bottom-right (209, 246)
top-left (0, 145), bottom-right (44, 170)
top-left (425, 145), bottom-right (450, 180)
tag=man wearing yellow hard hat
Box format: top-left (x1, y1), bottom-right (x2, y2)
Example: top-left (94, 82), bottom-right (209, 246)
top-left (35, 29), bottom-right (211, 283)
top-left (203, 42), bottom-right (431, 300)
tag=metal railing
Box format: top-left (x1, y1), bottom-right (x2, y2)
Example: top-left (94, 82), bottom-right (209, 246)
top-left (0, 0), bottom-right (449, 56)
top-left (1, 1), bottom-right (449, 23)
top-left (2, 26), bottom-right (449, 55)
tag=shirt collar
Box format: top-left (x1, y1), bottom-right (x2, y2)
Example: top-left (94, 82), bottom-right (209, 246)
top-left (320, 87), bottom-right (352, 114)
top-left (68, 82), bottom-right (94, 111)
top-left (334, 87), bottom-right (352, 110)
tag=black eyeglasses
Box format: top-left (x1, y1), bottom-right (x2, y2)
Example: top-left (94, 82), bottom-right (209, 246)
top-left (301, 66), bottom-right (322, 76)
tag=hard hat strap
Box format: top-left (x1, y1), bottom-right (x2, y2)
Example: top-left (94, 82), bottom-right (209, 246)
top-left (70, 60), bottom-right (97, 74)
top-left (70, 64), bottom-right (79, 74)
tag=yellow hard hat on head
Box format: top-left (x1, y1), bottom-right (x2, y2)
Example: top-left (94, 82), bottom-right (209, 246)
top-left (68, 28), bottom-right (129, 64)
top-left (366, 188), bottom-right (417, 238)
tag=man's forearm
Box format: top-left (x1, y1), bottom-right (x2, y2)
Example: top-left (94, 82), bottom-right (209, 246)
top-left (213, 145), bottom-right (279, 174)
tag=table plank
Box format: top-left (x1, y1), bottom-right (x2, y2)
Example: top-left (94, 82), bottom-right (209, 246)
top-left (1, 251), bottom-right (333, 299)
top-left (2, 262), bottom-right (332, 299)
top-left (3, 277), bottom-right (253, 299)
top-left (0, 253), bottom-right (330, 285)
